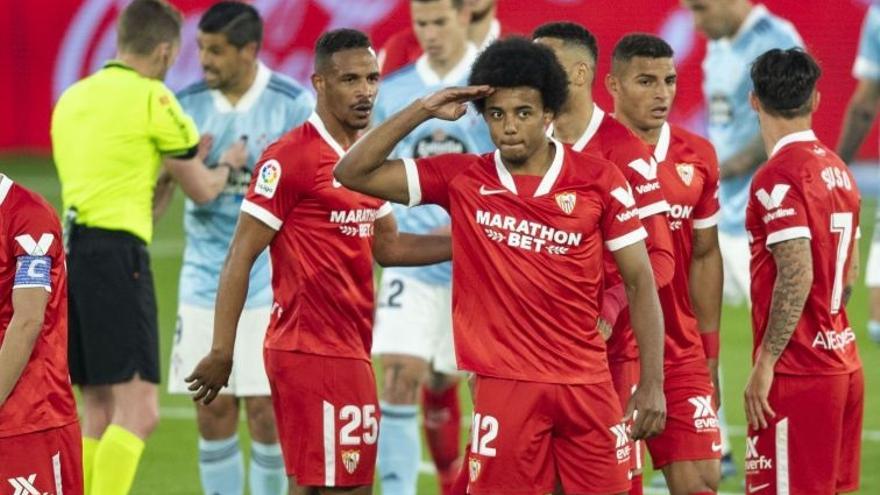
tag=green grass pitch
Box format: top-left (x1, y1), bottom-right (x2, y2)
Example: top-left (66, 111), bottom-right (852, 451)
top-left (3, 156), bottom-right (878, 494)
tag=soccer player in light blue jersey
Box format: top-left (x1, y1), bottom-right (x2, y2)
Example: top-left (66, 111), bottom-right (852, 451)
top-left (683, 0), bottom-right (803, 480)
top-left (370, 1), bottom-right (492, 493)
top-left (165, 4), bottom-right (313, 495)
top-left (837, 3), bottom-right (880, 345)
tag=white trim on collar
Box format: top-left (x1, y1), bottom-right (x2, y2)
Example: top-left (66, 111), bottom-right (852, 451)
top-left (211, 61), bottom-right (272, 113)
top-left (492, 139), bottom-right (565, 197)
top-left (308, 112), bottom-right (347, 158)
top-left (653, 122), bottom-right (671, 163)
top-left (770, 130), bottom-right (817, 157)
top-left (571, 104), bottom-right (605, 152)
top-left (0, 174), bottom-right (12, 207)
top-left (415, 44), bottom-right (479, 86)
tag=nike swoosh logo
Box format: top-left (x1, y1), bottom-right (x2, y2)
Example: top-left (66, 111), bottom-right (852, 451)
top-left (332, 179), bottom-right (343, 189)
top-left (479, 185), bottom-right (507, 196)
top-left (711, 442), bottom-right (723, 452)
top-left (749, 483), bottom-right (771, 493)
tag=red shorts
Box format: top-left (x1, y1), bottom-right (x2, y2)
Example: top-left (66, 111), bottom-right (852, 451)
top-left (264, 349), bottom-right (379, 488)
top-left (745, 368), bottom-right (863, 495)
top-left (466, 375), bottom-right (630, 495)
top-left (646, 361), bottom-right (721, 468)
top-left (0, 421), bottom-right (83, 495)
top-left (610, 358), bottom-right (644, 473)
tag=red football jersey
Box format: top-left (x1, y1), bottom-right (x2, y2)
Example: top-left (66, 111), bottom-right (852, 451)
top-left (652, 123), bottom-right (721, 368)
top-left (745, 131), bottom-right (862, 375)
top-left (554, 104), bottom-right (671, 362)
top-left (0, 175), bottom-right (78, 438)
top-left (378, 19), bottom-right (504, 76)
top-left (403, 140), bottom-right (648, 384)
top-left (241, 114), bottom-right (391, 362)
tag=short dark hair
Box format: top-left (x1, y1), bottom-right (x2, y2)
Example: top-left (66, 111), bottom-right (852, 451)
top-left (612, 33), bottom-right (674, 67)
top-left (412, 0), bottom-right (465, 9)
top-left (198, 1), bottom-right (263, 49)
top-left (751, 48), bottom-right (821, 119)
top-left (117, 0), bottom-right (183, 56)
top-left (314, 29), bottom-right (373, 72)
top-left (532, 22), bottom-right (598, 64)
top-left (469, 37), bottom-right (569, 114)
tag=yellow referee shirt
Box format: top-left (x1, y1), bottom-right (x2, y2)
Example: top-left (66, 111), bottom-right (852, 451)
top-left (51, 61), bottom-right (199, 244)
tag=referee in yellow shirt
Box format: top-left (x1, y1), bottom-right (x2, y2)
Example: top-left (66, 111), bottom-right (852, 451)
top-left (51, 2), bottom-right (246, 494)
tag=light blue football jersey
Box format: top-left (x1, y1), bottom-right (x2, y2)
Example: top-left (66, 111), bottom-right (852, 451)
top-left (703, 4), bottom-right (802, 234)
top-left (854, 5), bottom-right (880, 81)
top-left (177, 62), bottom-right (313, 308)
top-left (375, 45), bottom-right (493, 286)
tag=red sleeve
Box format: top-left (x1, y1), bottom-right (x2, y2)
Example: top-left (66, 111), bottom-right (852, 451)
top-left (606, 130), bottom-right (669, 219)
top-left (751, 164), bottom-right (811, 246)
top-left (693, 140), bottom-right (722, 229)
top-left (600, 171), bottom-right (648, 252)
top-left (241, 142), bottom-right (313, 230)
top-left (405, 154), bottom-right (475, 210)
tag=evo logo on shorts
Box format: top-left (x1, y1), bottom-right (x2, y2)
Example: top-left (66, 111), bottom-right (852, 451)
top-left (7, 473), bottom-right (48, 495)
top-left (745, 436), bottom-right (773, 472)
top-left (609, 422), bottom-right (631, 464)
top-left (689, 395), bottom-right (719, 431)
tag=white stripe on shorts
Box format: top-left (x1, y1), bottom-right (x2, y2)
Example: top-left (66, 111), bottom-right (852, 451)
top-left (53, 451), bottom-right (63, 495)
top-left (776, 417), bottom-right (789, 495)
top-left (323, 401), bottom-right (336, 487)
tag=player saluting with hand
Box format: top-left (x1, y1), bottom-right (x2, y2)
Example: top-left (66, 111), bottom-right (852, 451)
top-left (335, 37), bottom-right (666, 495)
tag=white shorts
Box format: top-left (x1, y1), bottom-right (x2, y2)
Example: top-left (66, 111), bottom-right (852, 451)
top-left (168, 304), bottom-right (271, 396)
top-left (719, 230), bottom-right (751, 306)
top-left (372, 273), bottom-right (459, 375)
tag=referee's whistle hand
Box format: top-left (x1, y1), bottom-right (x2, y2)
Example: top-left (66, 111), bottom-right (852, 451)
top-left (185, 350), bottom-right (233, 405)
top-left (219, 138), bottom-right (249, 170)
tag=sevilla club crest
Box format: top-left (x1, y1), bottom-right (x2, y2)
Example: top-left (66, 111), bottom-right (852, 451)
top-left (341, 449), bottom-right (360, 474)
top-left (554, 192), bottom-right (576, 215)
top-left (675, 163), bottom-right (695, 186)
top-left (469, 457), bottom-right (482, 482)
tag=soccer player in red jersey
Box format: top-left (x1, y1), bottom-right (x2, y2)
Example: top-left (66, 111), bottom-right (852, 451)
top-left (533, 22), bottom-right (676, 494)
top-left (744, 48), bottom-right (863, 495)
top-left (608, 34), bottom-right (723, 494)
top-left (379, 0), bottom-right (503, 76)
top-left (0, 174), bottom-right (83, 494)
top-left (335, 37), bottom-right (667, 495)
top-left (185, 29), bottom-right (451, 494)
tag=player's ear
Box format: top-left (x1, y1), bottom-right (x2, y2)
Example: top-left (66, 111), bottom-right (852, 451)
top-left (311, 73), bottom-right (325, 96)
top-left (243, 41), bottom-right (259, 61)
top-left (811, 90), bottom-right (820, 113)
top-left (605, 73), bottom-right (618, 96)
top-left (749, 91), bottom-right (760, 112)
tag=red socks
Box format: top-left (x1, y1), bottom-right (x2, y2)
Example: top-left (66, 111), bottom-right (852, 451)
top-left (422, 385), bottom-right (462, 494)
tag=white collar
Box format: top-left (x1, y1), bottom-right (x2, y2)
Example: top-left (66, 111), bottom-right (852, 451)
top-left (770, 129), bottom-right (817, 157)
top-left (211, 61), bottom-right (272, 113)
top-left (492, 138), bottom-right (565, 197)
top-left (308, 112), bottom-right (347, 158)
top-left (478, 19), bottom-right (502, 52)
top-left (728, 4), bottom-right (768, 44)
top-left (0, 174), bottom-right (13, 207)
top-left (653, 122), bottom-right (671, 163)
top-left (415, 44), bottom-right (479, 86)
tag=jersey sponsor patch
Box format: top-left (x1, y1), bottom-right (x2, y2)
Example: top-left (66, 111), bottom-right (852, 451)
top-left (14, 255), bottom-right (52, 290)
top-left (255, 159), bottom-right (282, 198)
top-left (14, 233), bottom-right (54, 256)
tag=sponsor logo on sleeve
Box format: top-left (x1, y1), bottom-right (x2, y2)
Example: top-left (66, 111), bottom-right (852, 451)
top-left (255, 160), bottom-right (281, 199)
top-left (755, 184), bottom-right (795, 222)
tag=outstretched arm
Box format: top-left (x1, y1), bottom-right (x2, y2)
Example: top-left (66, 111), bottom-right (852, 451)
top-left (0, 288), bottom-right (49, 408)
top-left (612, 241), bottom-right (666, 440)
top-left (744, 238), bottom-right (812, 429)
top-left (334, 85), bottom-right (493, 204)
top-left (186, 212), bottom-right (275, 404)
top-left (690, 226), bottom-right (724, 406)
top-left (372, 214), bottom-right (452, 267)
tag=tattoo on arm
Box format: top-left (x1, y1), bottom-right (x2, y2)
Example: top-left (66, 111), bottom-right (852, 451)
top-left (762, 238), bottom-right (813, 357)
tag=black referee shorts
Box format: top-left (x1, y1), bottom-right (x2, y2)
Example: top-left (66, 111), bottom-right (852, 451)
top-left (67, 225), bottom-right (160, 385)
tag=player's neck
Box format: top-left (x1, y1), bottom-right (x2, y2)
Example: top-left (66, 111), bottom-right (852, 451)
top-left (315, 105), bottom-right (359, 149)
top-left (116, 52), bottom-right (161, 80)
top-left (222, 62), bottom-right (258, 107)
top-left (553, 91), bottom-right (595, 144)
top-left (760, 116), bottom-right (813, 157)
top-left (503, 139), bottom-right (555, 176)
top-left (428, 42), bottom-right (467, 79)
top-left (469, 10), bottom-right (496, 47)
top-left (614, 109), bottom-right (662, 145)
